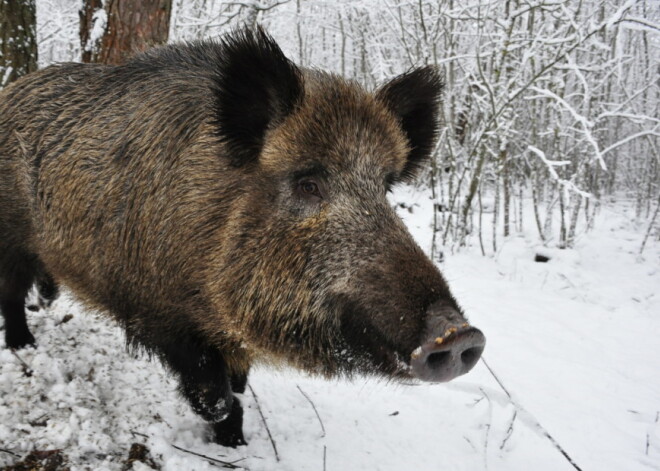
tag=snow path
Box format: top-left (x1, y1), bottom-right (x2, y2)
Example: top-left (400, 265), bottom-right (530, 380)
top-left (1, 192), bottom-right (658, 470)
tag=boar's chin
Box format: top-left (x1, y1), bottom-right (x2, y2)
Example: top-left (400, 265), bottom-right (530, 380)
top-left (330, 340), bottom-right (415, 381)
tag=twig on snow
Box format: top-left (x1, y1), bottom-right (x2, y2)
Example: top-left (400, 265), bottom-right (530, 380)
top-left (463, 436), bottom-right (477, 453)
top-left (479, 388), bottom-right (492, 471)
top-left (130, 430), bottom-right (245, 469)
top-left (323, 445), bottom-right (327, 471)
top-left (296, 384), bottom-right (326, 437)
top-left (11, 350), bottom-right (33, 377)
top-left (29, 413), bottom-right (49, 427)
top-left (248, 383), bottom-right (280, 462)
top-left (130, 429), bottom-right (149, 439)
top-left (470, 396), bottom-right (485, 407)
top-left (481, 359), bottom-right (511, 399)
top-left (481, 358), bottom-right (584, 471)
top-left (648, 411), bottom-right (659, 455)
top-left (55, 313), bottom-right (74, 326)
top-left (500, 410), bottom-right (517, 450)
top-left (0, 448), bottom-right (19, 457)
top-left (171, 444), bottom-right (247, 469)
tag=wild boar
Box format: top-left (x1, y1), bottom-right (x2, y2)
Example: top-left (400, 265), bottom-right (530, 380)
top-left (0, 28), bottom-right (485, 447)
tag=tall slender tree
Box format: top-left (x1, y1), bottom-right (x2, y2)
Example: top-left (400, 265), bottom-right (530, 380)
top-left (80, 0), bottom-right (172, 65)
top-left (0, 0), bottom-right (38, 87)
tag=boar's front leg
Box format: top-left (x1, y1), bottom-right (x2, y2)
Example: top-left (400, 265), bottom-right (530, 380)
top-left (0, 250), bottom-right (37, 349)
top-left (229, 370), bottom-right (248, 394)
top-left (157, 338), bottom-right (247, 447)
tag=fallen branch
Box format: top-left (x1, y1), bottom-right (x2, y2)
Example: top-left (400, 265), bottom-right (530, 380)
top-left (296, 385), bottom-right (326, 437)
top-left (248, 384), bottom-right (280, 462)
top-left (171, 444), bottom-right (247, 470)
top-left (130, 430), bottom-right (245, 469)
top-left (0, 448), bottom-right (19, 457)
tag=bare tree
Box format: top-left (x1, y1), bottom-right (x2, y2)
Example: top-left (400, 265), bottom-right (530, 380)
top-left (169, 0), bottom-right (290, 42)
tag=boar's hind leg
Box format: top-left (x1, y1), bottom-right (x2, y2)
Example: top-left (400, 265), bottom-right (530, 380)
top-left (158, 339), bottom-right (247, 447)
top-left (36, 270), bottom-right (59, 309)
top-left (0, 250), bottom-right (37, 349)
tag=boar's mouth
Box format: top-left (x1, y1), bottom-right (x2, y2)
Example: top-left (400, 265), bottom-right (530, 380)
top-left (330, 296), bottom-right (418, 379)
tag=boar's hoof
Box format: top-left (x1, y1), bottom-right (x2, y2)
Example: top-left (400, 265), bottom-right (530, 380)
top-left (230, 372), bottom-right (248, 394)
top-left (213, 426), bottom-right (247, 448)
top-left (5, 329), bottom-right (36, 350)
top-left (212, 399), bottom-right (247, 447)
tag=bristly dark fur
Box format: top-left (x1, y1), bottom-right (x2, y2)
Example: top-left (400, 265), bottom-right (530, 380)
top-left (376, 66), bottom-right (444, 181)
top-left (0, 27), bottom-right (467, 449)
top-left (211, 27), bottom-right (303, 167)
top-left (0, 250), bottom-right (38, 349)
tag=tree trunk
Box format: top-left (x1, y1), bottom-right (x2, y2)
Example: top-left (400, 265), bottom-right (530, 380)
top-left (567, 194), bottom-right (582, 248)
top-left (502, 149), bottom-right (510, 237)
top-left (0, 0), bottom-right (38, 87)
top-left (80, 0), bottom-right (172, 65)
top-left (517, 185), bottom-right (523, 233)
top-left (296, 0), bottom-right (304, 65)
top-left (532, 180), bottom-right (545, 242)
top-left (492, 175), bottom-right (500, 253)
top-left (558, 187), bottom-right (567, 248)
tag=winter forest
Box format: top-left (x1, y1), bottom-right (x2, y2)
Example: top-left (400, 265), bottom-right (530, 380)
top-left (1, 1), bottom-right (659, 470)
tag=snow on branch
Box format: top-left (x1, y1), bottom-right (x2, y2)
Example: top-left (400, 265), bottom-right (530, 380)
top-left (600, 128), bottom-right (660, 157)
top-left (616, 17), bottom-right (660, 33)
top-left (1, 67), bottom-right (13, 88)
top-left (528, 146), bottom-right (591, 199)
top-left (606, 0), bottom-right (637, 29)
top-left (224, 0), bottom-right (291, 11)
top-left (528, 86), bottom-right (607, 171)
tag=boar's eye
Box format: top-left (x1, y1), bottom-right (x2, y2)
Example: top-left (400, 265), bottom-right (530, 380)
top-left (298, 180), bottom-right (323, 199)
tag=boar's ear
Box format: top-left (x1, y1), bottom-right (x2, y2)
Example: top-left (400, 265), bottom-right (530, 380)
top-left (376, 66), bottom-right (444, 181)
top-left (213, 27), bottom-right (303, 167)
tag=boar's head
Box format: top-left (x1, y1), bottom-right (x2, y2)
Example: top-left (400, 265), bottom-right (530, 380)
top-left (207, 28), bottom-right (485, 383)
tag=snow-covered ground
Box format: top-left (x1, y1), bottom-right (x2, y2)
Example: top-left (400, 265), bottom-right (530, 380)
top-left (1, 189), bottom-right (658, 471)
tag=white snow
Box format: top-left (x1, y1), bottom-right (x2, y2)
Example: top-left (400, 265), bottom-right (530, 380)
top-left (86, 8), bottom-right (107, 52)
top-left (1, 188), bottom-right (659, 470)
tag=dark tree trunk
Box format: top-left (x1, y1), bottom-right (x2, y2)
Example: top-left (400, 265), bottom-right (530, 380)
top-left (79, 0), bottom-right (103, 64)
top-left (0, 0), bottom-right (38, 87)
top-left (80, 0), bottom-right (172, 65)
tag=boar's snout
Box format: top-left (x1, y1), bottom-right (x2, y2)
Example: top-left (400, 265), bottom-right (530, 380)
top-left (411, 301), bottom-right (486, 382)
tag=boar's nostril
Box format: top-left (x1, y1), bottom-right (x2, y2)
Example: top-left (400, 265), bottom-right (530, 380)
top-left (410, 326), bottom-right (485, 383)
top-left (426, 351), bottom-right (451, 370)
top-left (460, 346), bottom-right (483, 370)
